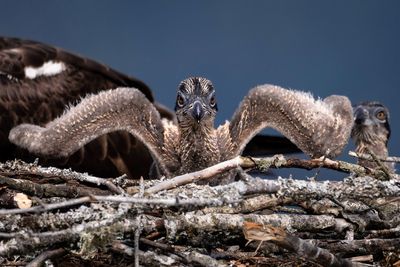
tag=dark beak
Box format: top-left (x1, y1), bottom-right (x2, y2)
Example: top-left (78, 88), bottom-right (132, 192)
top-left (354, 108), bottom-right (369, 125)
top-left (192, 101), bottom-right (204, 123)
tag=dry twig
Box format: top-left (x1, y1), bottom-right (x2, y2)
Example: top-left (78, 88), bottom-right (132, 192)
top-left (145, 155), bottom-right (398, 194)
top-left (0, 158), bottom-right (398, 266)
top-left (242, 221), bottom-right (359, 267)
top-left (349, 151), bottom-right (400, 163)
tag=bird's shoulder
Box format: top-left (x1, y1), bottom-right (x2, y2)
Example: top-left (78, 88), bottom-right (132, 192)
top-left (161, 119), bottom-right (181, 169)
top-left (216, 121), bottom-right (235, 159)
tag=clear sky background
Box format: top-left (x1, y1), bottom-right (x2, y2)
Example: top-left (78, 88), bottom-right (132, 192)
top-left (1, 0), bottom-right (399, 179)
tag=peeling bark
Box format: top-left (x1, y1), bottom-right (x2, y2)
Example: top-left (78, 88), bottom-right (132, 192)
top-left (0, 159), bottom-right (398, 266)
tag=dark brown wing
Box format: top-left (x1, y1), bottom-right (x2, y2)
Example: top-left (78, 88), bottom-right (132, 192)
top-left (0, 37), bottom-right (153, 99)
top-left (0, 36), bottom-right (173, 178)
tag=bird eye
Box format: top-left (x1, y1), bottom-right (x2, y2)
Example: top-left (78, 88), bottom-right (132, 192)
top-left (376, 111), bottom-right (386, 120)
top-left (210, 96), bottom-right (216, 107)
top-left (176, 95), bottom-right (185, 108)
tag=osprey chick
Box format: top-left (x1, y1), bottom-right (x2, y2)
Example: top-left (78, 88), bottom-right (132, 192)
top-left (351, 101), bottom-right (395, 171)
top-left (9, 77), bottom-right (354, 183)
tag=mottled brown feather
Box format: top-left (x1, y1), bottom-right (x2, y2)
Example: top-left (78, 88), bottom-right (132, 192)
top-left (227, 85), bottom-right (353, 158)
top-left (9, 77), bottom-right (354, 184)
top-left (0, 37), bottom-right (172, 178)
top-left (9, 88), bottom-right (168, 175)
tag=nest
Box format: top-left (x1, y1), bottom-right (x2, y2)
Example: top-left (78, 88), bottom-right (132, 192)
top-left (0, 154), bottom-right (399, 266)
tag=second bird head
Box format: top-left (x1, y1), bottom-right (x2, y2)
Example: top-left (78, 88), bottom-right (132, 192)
top-left (351, 101), bottom-right (391, 145)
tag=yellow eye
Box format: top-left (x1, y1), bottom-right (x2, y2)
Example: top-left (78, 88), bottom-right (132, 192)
top-left (376, 111), bottom-right (386, 120)
top-left (176, 95), bottom-right (185, 107)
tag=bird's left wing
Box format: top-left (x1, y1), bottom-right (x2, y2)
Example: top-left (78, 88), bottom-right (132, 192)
top-left (9, 87), bottom-right (170, 176)
top-left (0, 37), bottom-right (174, 178)
top-left (227, 84), bottom-right (353, 159)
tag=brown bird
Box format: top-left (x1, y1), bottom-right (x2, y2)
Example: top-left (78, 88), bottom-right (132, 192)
top-left (351, 101), bottom-right (395, 171)
top-left (0, 37), bottom-right (303, 179)
top-left (0, 36), bottom-right (173, 178)
top-left (9, 77), bottom-right (353, 184)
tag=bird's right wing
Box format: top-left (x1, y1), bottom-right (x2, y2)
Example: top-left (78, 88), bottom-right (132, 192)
top-left (9, 87), bottom-right (169, 176)
top-left (228, 84), bottom-right (353, 159)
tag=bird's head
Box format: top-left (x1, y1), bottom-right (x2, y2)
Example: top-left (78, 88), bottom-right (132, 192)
top-left (175, 77), bottom-right (218, 129)
top-left (351, 101), bottom-right (391, 145)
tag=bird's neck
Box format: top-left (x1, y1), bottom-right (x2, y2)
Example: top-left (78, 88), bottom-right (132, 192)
top-left (353, 126), bottom-right (389, 159)
top-left (355, 140), bottom-right (388, 158)
top-left (178, 122), bottom-right (220, 173)
top-left (355, 139), bottom-right (393, 171)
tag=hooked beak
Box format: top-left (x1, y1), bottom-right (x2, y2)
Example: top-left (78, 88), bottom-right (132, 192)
top-left (354, 108), bottom-right (372, 126)
top-left (192, 101), bottom-right (204, 123)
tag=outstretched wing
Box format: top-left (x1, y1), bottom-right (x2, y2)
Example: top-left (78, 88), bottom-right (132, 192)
top-left (9, 88), bottom-right (169, 176)
top-left (228, 84), bottom-right (353, 159)
top-left (0, 37), bottom-right (174, 178)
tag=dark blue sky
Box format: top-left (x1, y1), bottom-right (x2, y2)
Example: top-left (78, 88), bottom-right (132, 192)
top-left (1, 1), bottom-right (399, 178)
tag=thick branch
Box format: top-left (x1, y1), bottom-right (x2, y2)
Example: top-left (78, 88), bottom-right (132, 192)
top-left (0, 160), bottom-right (122, 194)
top-left (0, 206), bottom-right (129, 256)
top-left (146, 155), bottom-right (398, 194)
top-left (26, 248), bottom-right (66, 267)
top-left (313, 238), bottom-right (400, 256)
top-left (242, 222), bottom-right (358, 267)
top-left (164, 213), bottom-right (352, 241)
top-left (0, 174), bottom-right (108, 197)
top-left (0, 195), bottom-right (240, 215)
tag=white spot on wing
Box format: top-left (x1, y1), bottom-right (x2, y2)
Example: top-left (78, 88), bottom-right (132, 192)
top-left (7, 48), bottom-right (22, 54)
top-left (24, 61), bottom-right (66, 79)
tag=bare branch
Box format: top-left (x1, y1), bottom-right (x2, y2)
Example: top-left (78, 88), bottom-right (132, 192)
top-left (0, 195), bottom-right (240, 215)
top-left (0, 196), bottom-right (91, 215)
top-left (0, 160), bottom-right (122, 194)
top-left (164, 213), bottom-right (353, 240)
top-left (146, 155), bottom-right (398, 194)
top-left (0, 206), bottom-right (129, 256)
top-left (0, 159), bottom-right (398, 265)
top-left (349, 151), bottom-right (400, 163)
top-left (313, 238), bottom-right (400, 256)
top-left (0, 174), bottom-right (109, 198)
top-left (145, 156), bottom-right (244, 194)
top-left (242, 222), bottom-right (359, 267)
top-left (26, 248), bottom-right (66, 267)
